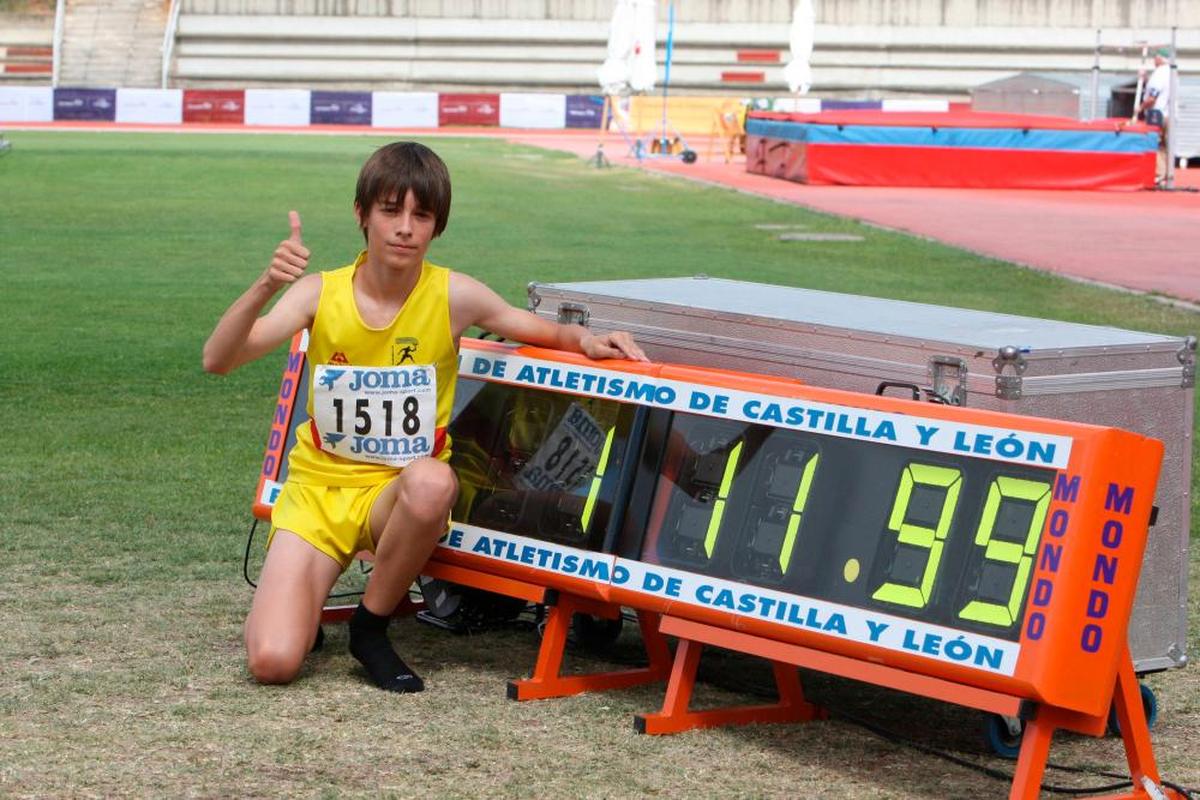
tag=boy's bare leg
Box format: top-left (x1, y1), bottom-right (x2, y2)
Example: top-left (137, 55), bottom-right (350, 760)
top-left (351, 457), bottom-right (458, 692)
top-left (244, 530), bottom-right (343, 684)
top-left (366, 457), bottom-right (459, 613)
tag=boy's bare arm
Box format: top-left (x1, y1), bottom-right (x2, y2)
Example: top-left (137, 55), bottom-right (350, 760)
top-left (202, 212), bottom-right (320, 374)
top-left (449, 272), bottom-right (647, 362)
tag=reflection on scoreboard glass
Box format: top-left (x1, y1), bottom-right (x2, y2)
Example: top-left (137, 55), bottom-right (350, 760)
top-left (634, 412), bottom-right (1055, 642)
top-left (448, 378), bottom-right (639, 551)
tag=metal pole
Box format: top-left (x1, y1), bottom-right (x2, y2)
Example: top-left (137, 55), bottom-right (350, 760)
top-left (1131, 40), bottom-right (1148, 123)
top-left (660, 0), bottom-right (674, 150)
top-left (1089, 28), bottom-right (1100, 121)
top-left (161, 0), bottom-right (182, 90)
top-left (1165, 27), bottom-right (1178, 189)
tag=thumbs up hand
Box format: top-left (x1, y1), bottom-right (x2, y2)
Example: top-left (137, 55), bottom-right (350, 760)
top-left (263, 210), bottom-right (311, 292)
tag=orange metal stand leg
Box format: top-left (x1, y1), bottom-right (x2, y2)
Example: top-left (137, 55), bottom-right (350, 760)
top-left (636, 610), bottom-right (673, 674)
top-left (1087, 645), bottom-right (1184, 800)
top-left (507, 599), bottom-right (673, 701)
top-left (1111, 651), bottom-right (1165, 793)
top-left (1010, 706), bottom-right (1057, 800)
top-left (634, 637), bottom-right (824, 735)
top-left (1010, 645), bottom-right (1183, 800)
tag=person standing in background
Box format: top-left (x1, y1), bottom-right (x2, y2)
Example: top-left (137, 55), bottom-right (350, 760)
top-left (1139, 48), bottom-right (1173, 183)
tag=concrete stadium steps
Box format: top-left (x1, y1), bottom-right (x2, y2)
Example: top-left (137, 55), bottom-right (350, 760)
top-left (170, 15), bottom-right (1196, 96)
top-left (0, 15), bottom-right (54, 85)
top-left (59, 0), bottom-right (170, 88)
top-left (168, 59), bottom-right (1038, 96)
top-left (174, 0), bottom-right (1200, 28)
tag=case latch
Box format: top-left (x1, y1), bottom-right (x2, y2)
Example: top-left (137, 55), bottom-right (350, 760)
top-left (556, 302), bottom-right (590, 327)
top-left (992, 345), bottom-right (1028, 400)
top-left (928, 356), bottom-right (968, 406)
top-left (1179, 336), bottom-right (1196, 389)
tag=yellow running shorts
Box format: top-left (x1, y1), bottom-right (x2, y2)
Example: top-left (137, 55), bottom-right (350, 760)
top-left (268, 479), bottom-right (395, 569)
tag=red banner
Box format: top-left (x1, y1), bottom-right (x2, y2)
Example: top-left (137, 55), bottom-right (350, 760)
top-left (182, 90), bottom-right (245, 124)
top-left (438, 93), bottom-right (500, 127)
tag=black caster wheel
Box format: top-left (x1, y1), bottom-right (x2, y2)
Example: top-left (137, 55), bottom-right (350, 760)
top-left (1107, 682), bottom-right (1159, 736)
top-left (571, 612), bottom-right (624, 652)
top-left (417, 576), bottom-right (528, 633)
top-left (984, 713), bottom-right (1024, 759)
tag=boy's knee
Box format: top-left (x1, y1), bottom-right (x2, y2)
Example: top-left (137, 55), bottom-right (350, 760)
top-left (399, 459), bottom-right (458, 518)
top-left (247, 639), bottom-right (305, 685)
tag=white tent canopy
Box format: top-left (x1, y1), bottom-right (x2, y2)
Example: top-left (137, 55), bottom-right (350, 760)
top-left (597, 0), bottom-right (657, 95)
top-left (783, 0), bottom-right (815, 94)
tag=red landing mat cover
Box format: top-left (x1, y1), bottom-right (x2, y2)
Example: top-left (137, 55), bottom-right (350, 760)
top-left (746, 111), bottom-right (1157, 190)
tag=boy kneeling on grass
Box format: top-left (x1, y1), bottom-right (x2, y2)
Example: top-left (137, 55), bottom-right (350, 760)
top-left (203, 141), bottom-right (646, 692)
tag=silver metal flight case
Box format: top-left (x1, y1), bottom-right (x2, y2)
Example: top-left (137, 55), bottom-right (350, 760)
top-left (528, 276), bottom-right (1197, 674)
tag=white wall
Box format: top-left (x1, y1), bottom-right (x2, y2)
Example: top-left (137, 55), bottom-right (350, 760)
top-left (244, 89), bottom-right (311, 125)
top-left (116, 89), bottom-right (184, 123)
top-left (0, 87), bottom-right (54, 122)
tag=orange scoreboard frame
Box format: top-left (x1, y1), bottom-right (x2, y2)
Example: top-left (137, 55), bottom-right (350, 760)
top-left (253, 334), bottom-right (1171, 799)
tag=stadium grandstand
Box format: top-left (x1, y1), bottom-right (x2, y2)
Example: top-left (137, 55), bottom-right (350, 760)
top-left (0, 0), bottom-right (1193, 99)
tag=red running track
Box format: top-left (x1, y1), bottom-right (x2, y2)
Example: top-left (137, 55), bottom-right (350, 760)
top-left (506, 130), bottom-right (1200, 306)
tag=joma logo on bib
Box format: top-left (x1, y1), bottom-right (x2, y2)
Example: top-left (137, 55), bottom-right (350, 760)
top-left (321, 368), bottom-right (432, 392)
top-left (350, 434), bottom-right (431, 457)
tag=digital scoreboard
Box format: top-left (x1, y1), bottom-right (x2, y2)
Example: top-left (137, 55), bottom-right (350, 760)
top-left (256, 336), bottom-right (1162, 721)
top-left (441, 342), bottom-right (1161, 719)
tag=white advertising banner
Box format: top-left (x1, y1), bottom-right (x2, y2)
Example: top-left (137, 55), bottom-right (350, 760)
top-left (244, 89), bottom-right (311, 127)
top-left (115, 88), bottom-right (183, 124)
top-left (435, 524), bottom-right (1020, 677)
top-left (371, 92), bottom-right (438, 128)
top-left (771, 97), bottom-right (822, 113)
top-left (458, 343), bottom-right (1073, 470)
top-left (499, 93), bottom-right (566, 129)
top-left (0, 86), bottom-right (53, 122)
top-left (882, 99), bottom-right (950, 112)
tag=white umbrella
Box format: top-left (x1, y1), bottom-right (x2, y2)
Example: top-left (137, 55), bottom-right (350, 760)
top-left (598, 0), bottom-right (656, 95)
top-left (783, 0), bottom-right (815, 94)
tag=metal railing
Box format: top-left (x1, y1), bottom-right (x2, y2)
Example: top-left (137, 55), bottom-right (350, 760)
top-left (51, 0), bottom-right (65, 87)
top-left (161, 0), bottom-right (182, 89)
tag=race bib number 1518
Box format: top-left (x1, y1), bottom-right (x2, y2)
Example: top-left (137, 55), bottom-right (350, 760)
top-left (311, 364), bottom-right (438, 468)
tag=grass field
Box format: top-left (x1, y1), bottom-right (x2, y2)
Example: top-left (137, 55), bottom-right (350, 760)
top-left (0, 130), bottom-right (1197, 798)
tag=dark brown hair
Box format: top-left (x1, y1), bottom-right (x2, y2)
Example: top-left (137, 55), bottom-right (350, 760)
top-left (354, 141), bottom-right (452, 240)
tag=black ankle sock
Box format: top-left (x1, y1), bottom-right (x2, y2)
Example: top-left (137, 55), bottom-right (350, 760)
top-left (348, 602), bottom-right (424, 693)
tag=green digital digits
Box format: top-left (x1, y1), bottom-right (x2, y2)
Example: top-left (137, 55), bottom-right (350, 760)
top-left (872, 463), bottom-right (963, 609)
top-left (778, 453), bottom-right (820, 574)
top-left (958, 476), bottom-right (1052, 626)
top-left (704, 440), bottom-right (744, 558)
top-left (579, 426), bottom-right (616, 533)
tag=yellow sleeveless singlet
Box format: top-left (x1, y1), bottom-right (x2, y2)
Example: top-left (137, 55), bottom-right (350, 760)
top-left (286, 251), bottom-right (458, 487)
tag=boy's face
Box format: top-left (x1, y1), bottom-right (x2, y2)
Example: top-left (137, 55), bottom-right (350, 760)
top-left (356, 189), bottom-right (437, 273)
